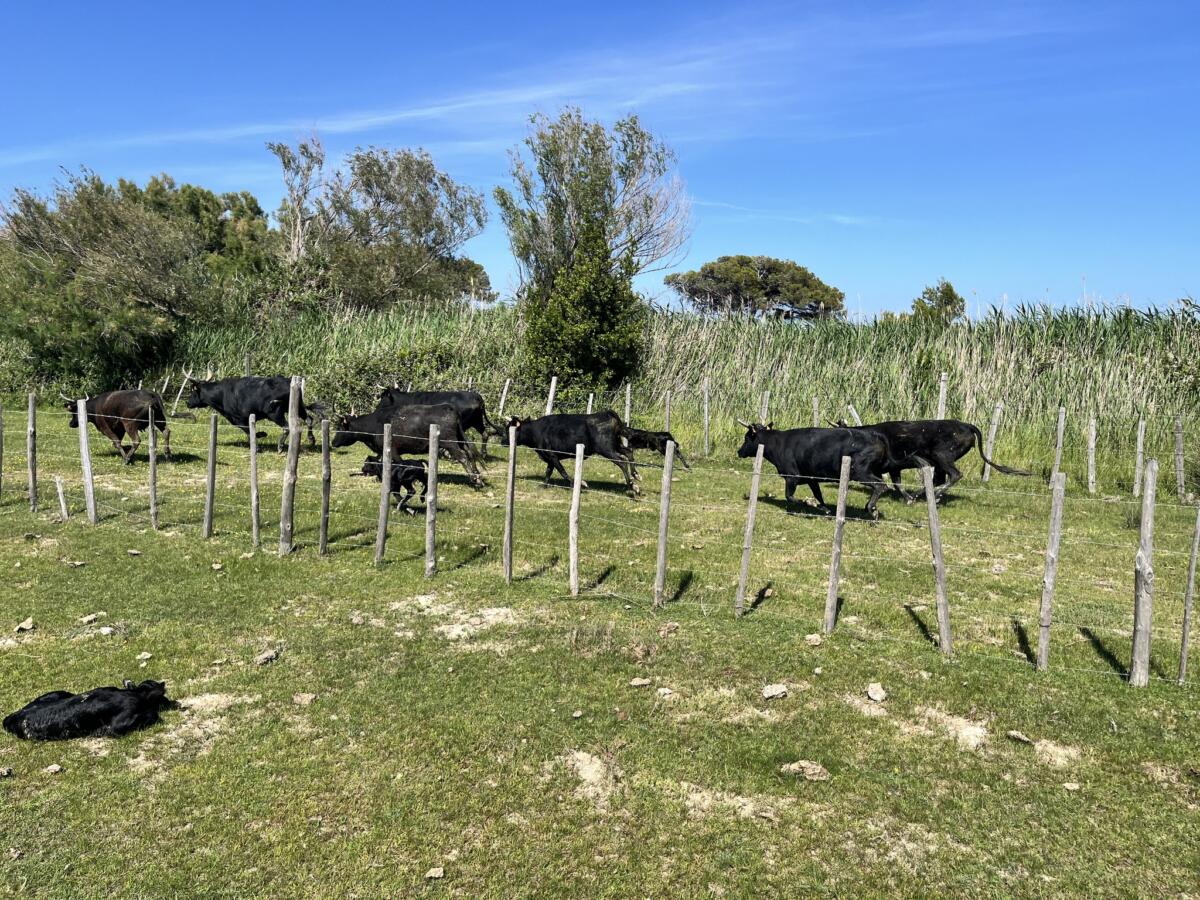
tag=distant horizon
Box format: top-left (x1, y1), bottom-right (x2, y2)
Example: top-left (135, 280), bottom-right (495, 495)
top-left (2, 1), bottom-right (1195, 313)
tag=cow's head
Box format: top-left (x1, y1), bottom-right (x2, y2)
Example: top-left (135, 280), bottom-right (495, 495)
top-left (359, 455), bottom-right (383, 479)
top-left (736, 420), bottom-right (772, 458)
top-left (59, 393), bottom-right (81, 428)
top-left (506, 416), bottom-right (525, 432)
top-left (184, 380), bottom-right (209, 410)
top-left (330, 416), bottom-right (359, 449)
top-left (130, 679), bottom-right (179, 711)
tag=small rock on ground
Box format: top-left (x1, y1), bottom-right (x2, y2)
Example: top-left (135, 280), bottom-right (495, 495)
top-left (255, 647), bottom-right (281, 666)
top-left (866, 682), bottom-right (887, 703)
top-left (43, 764), bottom-right (62, 775)
top-left (657, 622), bottom-right (680, 637)
top-left (292, 693), bottom-right (317, 707)
top-left (780, 760), bottom-right (830, 781)
top-left (425, 867), bottom-right (445, 880)
top-left (762, 684), bottom-right (788, 700)
top-left (14, 617), bottom-right (33, 633)
top-left (0, 768), bottom-right (13, 778)
top-left (1007, 730), bottom-right (1033, 744)
top-left (629, 677), bottom-right (652, 687)
top-left (805, 633), bottom-right (823, 646)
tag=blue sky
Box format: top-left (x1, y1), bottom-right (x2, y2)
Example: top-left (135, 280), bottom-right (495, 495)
top-left (1, 1), bottom-right (1196, 314)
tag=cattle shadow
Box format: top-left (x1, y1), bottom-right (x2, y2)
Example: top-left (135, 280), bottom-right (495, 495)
top-left (1079, 627), bottom-right (1128, 677)
top-left (904, 604), bottom-right (938, 647)
top-left (448, 544), bottom-right (490, 571)
top-left (582, 564), bottom-right (616, 592)
top-left (742, 581), bottom-right (774, 615)
top-left (758, 496), bottom-right (878, 522)
top-left (1011, 617), bottom-right (1035, 665)
top-left (665, 570), bottom-right (695, 605)
top-left (513, 554), bottom-right (560, 583)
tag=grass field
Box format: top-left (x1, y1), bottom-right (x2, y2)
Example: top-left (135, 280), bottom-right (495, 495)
top-left (2, 406), bottom-right (1199, 897)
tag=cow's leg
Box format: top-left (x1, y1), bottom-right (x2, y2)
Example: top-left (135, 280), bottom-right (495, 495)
top-left (599, 450), bottom-right (638, 495)
top-left (97, 420), bottom-right (128, 461)
top-left (890, 469), bottom-right (917, 503)
top-left (806, 478), bottom-right (828, 509)
top-left (544, 452), bottom-right (573, 486)
top-left (160, 424), bottom-right (172, 461)
top-left (784, 477), bottom-right (799, 515)
top-left (933, 457), bottom-right (964, 500)
top-left (449, 446), bottom-right (484, 487)
top-left (124, 423), bottom-right (142, 465)
top-left (864, 479), bottom-right (889, 519)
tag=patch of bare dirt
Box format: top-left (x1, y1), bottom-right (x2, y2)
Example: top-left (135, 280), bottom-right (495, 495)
top-left (678, 782), bottom-right (794, 823)
top-left (1034, 740), bottom-right (1081, 768)
top-left (434, 607), bottom-right (516, 641)
top-left (128, 693), bottom-right (258, 783)
top-left (548, 750), bottom-right (623, 812)
top-left (844, 694), bottom-right (889, 718)
top-left (916, 706), bottom-right (988, 752)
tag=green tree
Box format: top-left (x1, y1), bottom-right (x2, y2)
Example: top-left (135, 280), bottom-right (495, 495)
top-left (911, 278), bottom-right (966, 325)
top-left (494, 108), bottom-right (689, 383)
top-left (664, 255), bottom-right (844, 318)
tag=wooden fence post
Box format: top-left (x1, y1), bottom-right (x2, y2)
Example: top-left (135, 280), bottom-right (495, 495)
top-left (425, 423), bottom-right (440, 577)
top-left (847, 404), bottom-right (863, 426)
top-left (653, 440), bottom-right (676, 608)
top-left (586, 392), bottom-right (595, 415)
top-left (1051, 406), bottom-right (1066, 481)
top-left (936, 372), bottom-right (948, 419)
top-left (624, 382), bottom-right (632, 425)
top-left (824, 455), bottom-right (851, 633)
top-left (160, 374), bottom-right (170, 397)
top-left (568, 443), bottom-right (584, 596)
top-left (702, 377), bottom-right (711, 457)
top-left (374, 423), bottom-right (393, 566)
top-left (1134, 417), bottom-right (1146, 497)
top-left (202, 413), bottom-right (217, 538)
top-left (148, 414), bottom-right (159, 531)
top-left (812, 396), bottom-right (820, 428)
top-left (734, 443), bottom-right (765, 617)
top-left (982, 402), bottom-right (1003, 482)
top-left (1175, 416), bottom-right (1186, 502)
top-left (244, 350), bottom-right (252, 377)
top-left (1178, 505), bottom-right (1200, 684)
top-left (75, 399), bottom-right (96, 525)
top-left (0, 400), bottom-right (5, 503)
top-left (1130, 458), bottom-right (1158, 687)
top-left (54, 476), bottom-right (69, 522)
top-left (503, 425), bottom-right (517, 584)
top-left (544, 376), bottom-right (558, 416)
top-left (171, 371), bottom-right (188, 417)
top-left (760, 390), bottom-right (770, 421)
top-left (27, 394), bottom-right (36, 512)
top-left (248, 414), bottom-right (260, 550)
top-left (1087, 417), bottom-right (1097, 494)
top-left (1036, 473), bottom-right (1067, 670)
top-left (497, 378), bottom-right (511, 420)
top-left (278, 376), bottom-right (301, 555)
top-left (319, 419), bottom-right (331, 556)
top-left (921, 466), bottom-right (952, 656)
top-left (664, 390), bottom-right (672, 431)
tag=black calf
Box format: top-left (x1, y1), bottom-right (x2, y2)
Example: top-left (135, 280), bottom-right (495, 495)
top-left (357, 455), bottom-right (428, 515)
top-left (3, 680), bottom-right (176, 741)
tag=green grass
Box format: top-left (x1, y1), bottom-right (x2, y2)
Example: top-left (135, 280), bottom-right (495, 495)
top-left (2, 407), bottom-right (1199, 897)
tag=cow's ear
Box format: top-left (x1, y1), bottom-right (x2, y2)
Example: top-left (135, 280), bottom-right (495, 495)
top-left (767, 421), bottom-right (775, 430)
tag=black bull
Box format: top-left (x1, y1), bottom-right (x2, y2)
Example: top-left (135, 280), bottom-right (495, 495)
top-left (332, 404), bottom-right (483, 486)
top-left (65, 390), bottom-right (171, 464)
top-left (375, 389), bottom-right (500, 454)
top-left (185, 376), bottom-right (309, 451)
top-left (736, 422), bottom-right (902, 517)
top-left (509, 412), bottom-right (640, 495)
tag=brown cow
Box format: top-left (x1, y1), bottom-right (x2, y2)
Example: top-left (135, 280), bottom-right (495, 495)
top-left (64, 390), bottom-right (172, 464)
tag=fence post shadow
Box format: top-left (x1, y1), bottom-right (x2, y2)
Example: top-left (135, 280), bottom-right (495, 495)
top-left (904, 604), bottom-right (937, 647)
top-left (1011, 616), bottom-right (1034, 665)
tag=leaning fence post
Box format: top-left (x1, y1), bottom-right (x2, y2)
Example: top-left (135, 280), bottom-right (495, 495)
top-left (544, 376), bottom-right (558, 416)
top-left (244, 350), bottom-right (252, 377)
top-left (278, 375), bottom-right (301, 555)
top-left (1051, 406), bottom-right (1066, 481)
top-left (1178, 505), bottom-right (1200, 684)
top-left (1036, 473), bottom-right (1067, 670)
top-left (1130, 458), bottom-right (1158, 687)
top-left (54, 476), bottom-right (69, 522)
top-left (812, 396), bottom-right (820, 428)
top-left (497, 378), bottom-right (511, 420)
top-left (624, 382), bottom-right (632, 425)
top-left (1087, 417), bottom-right (1097, 494)
top-left (734, 444), bottom-right (765, 617)
top-left (702, 377), bottom-right (711, 457)
top-left (569, 443), bottom-right (584, 596)
top-left (425, 423), bottom-right (440, 577)
top-left (1134, 417), bottom-right (1146, 497)
top-left (171, 370), bottom-right (188, 417)
top-left (0, 400), bottom-right (5, 503)
top-left (824, 455), bottom-right (852, 633)
top-left (759, 390), bottom-right (770, 421)
top-left (248, 414), bottom-right (260, 549)
top-left (374, 423), bottom-right (393, 566)
top-left (202, 413), bottom-right (217, 538)
top-left (653, 440), bottom-right (676, 608)
top-left (75, 399), bottom-right (96, 525)
top-left (319, 419), bottom-right (331, 556)
top-left (936, 371), bottom-right (948, 419)
top-left (847, 404), bottom-right (863, 426)
top-left (503, 426), bottom-right (517, 584)
top-left (921, 466), bottom-right (953, 656)
top-left (148, 413), bottom-right (159, 531)
top-left (982, 401), bottom-right (1004, 482)
top-left (664, 390), bottom-right (672, 431)
top-left (27, 394), bottom-right (37, 512)
top-left (586, 392), bottom-right (595, 415)
top-left (1175, 416), bottom-right (1186, 502)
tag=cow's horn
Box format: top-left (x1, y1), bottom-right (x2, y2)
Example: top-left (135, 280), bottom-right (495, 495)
top-left (736, 418), bottom-right (752, 428)
top-left (58, 391), bottom-right (74, 403)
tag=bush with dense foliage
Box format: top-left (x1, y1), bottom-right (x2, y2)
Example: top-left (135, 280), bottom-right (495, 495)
top-left (664, 255), bottom-right (845, 318)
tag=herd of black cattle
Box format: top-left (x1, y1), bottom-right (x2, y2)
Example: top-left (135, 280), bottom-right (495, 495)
top-left (62, 374), bottom-right (1029, 519)
top-left (5, 375), bottom-right (1034, 742)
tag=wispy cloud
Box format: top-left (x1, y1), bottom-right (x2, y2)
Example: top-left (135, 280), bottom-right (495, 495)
top-left (693, 199), bottom-right (881, 227)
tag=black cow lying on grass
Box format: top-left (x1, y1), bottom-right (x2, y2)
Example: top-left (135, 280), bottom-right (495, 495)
top-left (834, 418), bottom-right (1030, 500)
top-left (508, 411), bottom-right (640, 495)
top-left (3, 680), bottom-right (176, 741)
top-left (355, 455), bottom-right (428, 515)
top-left (736, 420), bottom-right (901, 518)
top-left (624, 427), bottom-right (692, 472)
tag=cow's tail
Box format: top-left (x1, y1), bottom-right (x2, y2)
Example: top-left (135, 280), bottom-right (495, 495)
top-left (970, 423), bottom-right (1030, 477)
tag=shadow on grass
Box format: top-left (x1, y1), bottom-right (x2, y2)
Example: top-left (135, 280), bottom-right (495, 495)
top-left (513, 554), bottom-right (560, 583)
top-left (666, 570), bottom-right (695, 605)
top-left (1080, 627), bottom-right (1128, 677)
top-left (904, 604), bottom-right (937, 647)
top-left (582, 564), bottom-right (616, 592)
top-left (743, 580), bottom-right (774, 615)
top-left (521, 474), bottom-right (638, 499)
top-left (448, 544), bottom-right (489, 571)
top-left (1011, 617), bottom-right (1035, 665)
